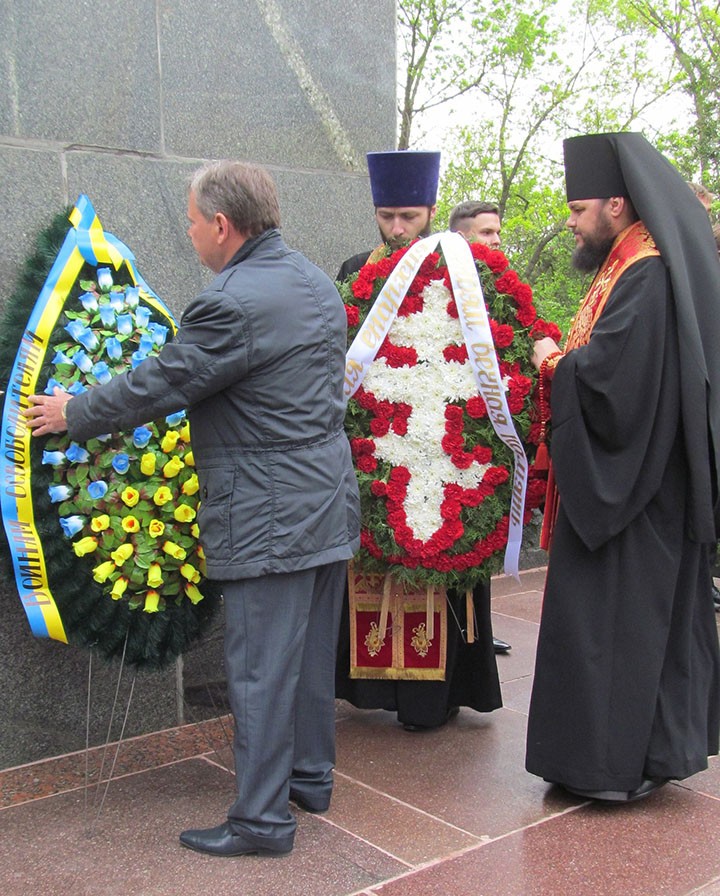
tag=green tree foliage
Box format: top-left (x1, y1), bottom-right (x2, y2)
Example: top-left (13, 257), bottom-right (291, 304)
top-left (615, 0), bottom-right (720, 189)
top-left (397, 0), bottom-right (712, 335)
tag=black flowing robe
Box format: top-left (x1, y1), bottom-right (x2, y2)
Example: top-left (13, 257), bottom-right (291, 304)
top-left (526, 257), bottom-right (720, 791)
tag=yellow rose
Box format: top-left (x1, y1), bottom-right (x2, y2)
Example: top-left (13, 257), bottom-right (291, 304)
top-left (191, 524), bottom-right (200, 539)
top-left (184, 451), bottom-right (195, 467)
top-left (162, 540), bottom-right (187, 561)
top-left (148, 519), bottom-right (165, 538)
top-left (73, 536), bottom-right (98, 557)
top-left (161, 431), bottom-right (180, 453)
top-left (196, 543), bottom-right (205, 559)
top-left (121, 487), bottom-right (140, 507)
top-left (147, 563), bottom-right (164, 588)
top-left (143, 590), bottom-right (160, 613)
top-left (178, 422), bottom-right (191, 442)
top-left (180, 562), bottom-right (201, 583)
top-left (163, 456), bottom-right (185, 478)
top-left (185, 582), bottom-right (204, 604)
top-left (181, 474), bottom-right (199, 496)
top-left (111, 576), bottom-right (129, 600)
top-left (111, 543), bottom-right (134, 566)
top-left (91, 514), bottom-right (110, 532)
top-left (173, 503), bottom-right (196, 523)
top-left (93, 560), bottom-right (116, 583)
top-left (153, 486), bottom-right (173, 506)
top-left (122, 516), bottom-right (140, 533)
top-left (140, 453), bottom-right (156, 476)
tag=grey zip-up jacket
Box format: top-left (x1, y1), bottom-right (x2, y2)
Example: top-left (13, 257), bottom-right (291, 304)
top-left (67, 228), bottom-right (360, 580)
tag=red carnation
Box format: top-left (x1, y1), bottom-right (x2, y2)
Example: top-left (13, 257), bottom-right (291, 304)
top-left (531, 319), bottom-right (563, 342)
top-left (515, 305), bottom-right (537, 327)
top-left (465, 396), bottom-right (487, 419)
top-left (443, 343), bottom-right (468, 363)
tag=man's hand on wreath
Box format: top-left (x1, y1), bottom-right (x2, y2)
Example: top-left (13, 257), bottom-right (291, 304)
top-left (24, 387), bottom-right (71, 436)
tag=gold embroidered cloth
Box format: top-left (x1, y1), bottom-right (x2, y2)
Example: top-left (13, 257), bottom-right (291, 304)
top-left (348, 562), bottom-right (448, 680)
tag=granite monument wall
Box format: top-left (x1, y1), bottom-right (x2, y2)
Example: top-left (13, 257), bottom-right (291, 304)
top-left (0, 0), bottom-right (396, 768)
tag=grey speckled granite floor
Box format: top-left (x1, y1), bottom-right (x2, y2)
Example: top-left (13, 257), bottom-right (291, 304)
top-left (2, 567), bottom-right (719, 896)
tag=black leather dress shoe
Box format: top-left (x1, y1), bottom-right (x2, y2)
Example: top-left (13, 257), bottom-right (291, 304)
top-left (493, 637), bottom-right (511, 653)
top-left (289, 788), bottom-right (330, 813)
top-left (179, 821), bottom-right (293, 857)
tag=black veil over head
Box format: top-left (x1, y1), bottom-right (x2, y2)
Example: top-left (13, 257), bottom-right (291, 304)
top-left (564, 132), bottom-right (720, 542)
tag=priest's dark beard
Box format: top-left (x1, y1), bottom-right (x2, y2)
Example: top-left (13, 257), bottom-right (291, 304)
top-left (572, 235), bottom-right (615, 273)
top-left (380, 222), bottom-right (433, 251)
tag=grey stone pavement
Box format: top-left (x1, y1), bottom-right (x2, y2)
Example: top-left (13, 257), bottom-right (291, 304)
top-left (2, 566), bottom-right (720, 896)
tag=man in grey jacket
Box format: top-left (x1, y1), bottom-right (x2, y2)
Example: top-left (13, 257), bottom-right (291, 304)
top-left (26, 160), bottom-right (360, 858)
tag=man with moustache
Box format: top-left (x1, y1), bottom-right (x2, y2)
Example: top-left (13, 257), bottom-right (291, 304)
top-left (526, 133), bottom-right (720, 802)
top-left (336, 150), bottom-right (439, 281)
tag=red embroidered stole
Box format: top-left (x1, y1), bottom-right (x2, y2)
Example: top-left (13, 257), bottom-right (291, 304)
top-left (348, 562), bottom-right (449, 680)
top-left (540, 221), bottom-right (660, 550)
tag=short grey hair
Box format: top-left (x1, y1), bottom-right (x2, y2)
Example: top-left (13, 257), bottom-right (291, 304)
top-left (189, 160), bottom-right (281, 237)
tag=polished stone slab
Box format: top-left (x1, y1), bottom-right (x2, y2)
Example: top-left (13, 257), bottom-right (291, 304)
top-left (2, 568), bottom-right (719, 896)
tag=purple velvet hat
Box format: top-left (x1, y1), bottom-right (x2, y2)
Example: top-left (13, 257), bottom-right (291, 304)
top-left (367, 151), bottom-right (441, 207)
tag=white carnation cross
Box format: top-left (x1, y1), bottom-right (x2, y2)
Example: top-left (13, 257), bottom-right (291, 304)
top-left (364, 279), bottom-right (491, 542)
top-left (345, 231), bottom-right (528, 580)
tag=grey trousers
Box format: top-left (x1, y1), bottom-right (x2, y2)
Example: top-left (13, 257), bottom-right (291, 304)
top-left (222, 560), bottom-right (346, 845)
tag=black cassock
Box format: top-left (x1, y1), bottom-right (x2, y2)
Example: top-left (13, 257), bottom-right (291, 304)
top-left (526, 257), bottom-right (720, 791)
top-left (334, 251), bottom-right (501, 728)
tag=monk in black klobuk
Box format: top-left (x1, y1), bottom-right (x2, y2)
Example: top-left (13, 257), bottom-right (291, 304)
top-left (527, 132), bottom-right (720, 802)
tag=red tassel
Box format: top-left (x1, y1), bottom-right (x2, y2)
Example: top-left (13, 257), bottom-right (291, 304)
top-left (534, 441), bottom-right (549, 471)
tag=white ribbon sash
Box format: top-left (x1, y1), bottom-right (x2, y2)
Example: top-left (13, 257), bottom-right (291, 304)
top-left (344, 231), bottom-right (527, 580)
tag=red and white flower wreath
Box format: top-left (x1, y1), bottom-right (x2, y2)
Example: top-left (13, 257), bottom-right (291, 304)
top-left (339, 238), bottom-right (561, 593)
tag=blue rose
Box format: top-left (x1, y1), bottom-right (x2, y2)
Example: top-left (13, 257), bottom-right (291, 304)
top-left (135, 306), bottom-right (151, 328)
top-left (59, 515), bottom-right (85, 537)
top-left (92, 361), bottom-right (112, 385)
top-left (78, 327), bottom-right (99, 352)
top-left (72, 349), bottom-right (93, 373)
top-left (48, 485), bottom-right (73, 503)
top-left (138, 334), bottom-right (155, 355)
top-left (125, 286), bottom-right (140, 308)
top-left (79, 292), bottom-right (98, 312)
top-left (165, 410), bottom-right (186, 426)
top-left (97, 268), bottom-right (113, 291)
top-left (87, 480), bottom-right (109, 499)
top-left (52, 350), bottom-right (73, 367)
top-left (109, 293), bottom-right (125, 312)
top-left (105, 336), bottom-right (123, 360)
top-left (112, 453), bottom-right (130, 474)
top-left (65, 443), bottom-right (90, 463)
top-left (68, 382), bottom-right (88, 396)
top-left (44, 378), bottom-right (64, 395)
top-left (131, 351), bottom-right (147, 368)
top-left (42, 450), bottom-right (66, 466)
top-left (65, 320), bottom-right (85, 341)
top-left (133, 426), bottom-right (153, 448)
top-left (117, 314), bottom-right (134, 336)
top-left (148, 323), bottom-right (169, 347)
top-left (99, 304), bottom-right (116, 327)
